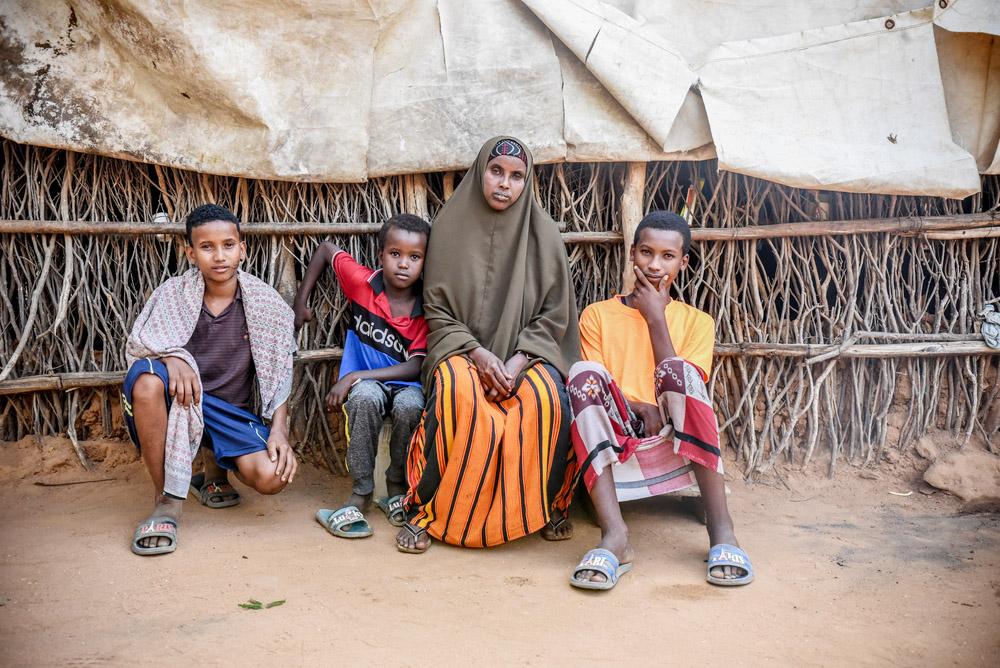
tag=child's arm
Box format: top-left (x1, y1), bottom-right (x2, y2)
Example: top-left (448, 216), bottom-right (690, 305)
top-left (628, 266), bottom-right (678, 436)
top-left (265, 402), bottom-right (298, 483)
top-left (293, 241), bottom-right (343, 330)
top-left (325, 357), bottom-right (423, 410)
top-left (631, 266), bottom-right (677, 363)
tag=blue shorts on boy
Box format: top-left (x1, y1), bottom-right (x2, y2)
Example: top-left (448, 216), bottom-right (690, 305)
top-left (121, 358), bottom-right (270, 471)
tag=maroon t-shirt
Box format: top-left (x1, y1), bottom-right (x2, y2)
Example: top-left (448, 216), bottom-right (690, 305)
top-left (183, 287), bottom-right (255, 409)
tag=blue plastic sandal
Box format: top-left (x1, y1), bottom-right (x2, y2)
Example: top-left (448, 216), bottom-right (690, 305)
top-left (315, 506), bottom-right (373, 539)
top-left (375, 494), bottom-right (406, 527)
top-left (570, 548), bottom-right (633, 591)
top-left (707, 543), bottom-right (754, 586)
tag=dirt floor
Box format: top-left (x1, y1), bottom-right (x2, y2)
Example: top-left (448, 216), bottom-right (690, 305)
top-left (1, 435), bottom-right (998, 667)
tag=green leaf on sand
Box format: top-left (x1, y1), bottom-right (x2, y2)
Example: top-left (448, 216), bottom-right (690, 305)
top-left (238, 598), bottom-right (284, 610)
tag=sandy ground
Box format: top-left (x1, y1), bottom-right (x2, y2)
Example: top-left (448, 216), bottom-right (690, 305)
top-left (1, 436), bottom-right (998, 667)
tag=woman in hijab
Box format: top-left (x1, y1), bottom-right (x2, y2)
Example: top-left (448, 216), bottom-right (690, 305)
top-left (396, 137), bottom-right (579, 553)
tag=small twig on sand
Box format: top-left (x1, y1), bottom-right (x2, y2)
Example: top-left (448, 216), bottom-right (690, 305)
top-left (34, 478), bottom-right (115, 487)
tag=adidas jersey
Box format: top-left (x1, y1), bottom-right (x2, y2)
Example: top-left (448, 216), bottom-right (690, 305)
top-left (333, 251), bottom-right (427, 387)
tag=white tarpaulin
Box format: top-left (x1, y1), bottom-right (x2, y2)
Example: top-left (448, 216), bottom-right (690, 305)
top-left (933, 0), bottom-right (1000, 35)
top-left (699, 10), bottom-right (980, 197)
top-left (933, 0), bottom-right (1000, 173)
top-left (367, 0), bottom-right (567, 176)
top-left (1, 0), bottom-right (378, 181)
top-left (936, 28), bottom-right (1000, 173)
top-left (525, 0), bottom-right (983, 197)
top-left (0, 0), bottom-right (996, 195)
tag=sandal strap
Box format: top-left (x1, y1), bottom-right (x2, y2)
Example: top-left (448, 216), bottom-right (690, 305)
top-left (573, 548), bottom-right (619, 582)
top-left (387, 495), bottom-right (404, 513)
top-left (134, 516), bottom-right (177, 539)
top-left (403, 523), bottom-right (426, 538)
top-left (329, 506), bottom-right (366, 528)
top-left (708, 543), bottom-right (751, 569)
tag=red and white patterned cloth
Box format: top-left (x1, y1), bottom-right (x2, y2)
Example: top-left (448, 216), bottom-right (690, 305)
top-left (568, 358), bottom-right (722, 502)
top-left (126, 268), bottom-right (296, 498)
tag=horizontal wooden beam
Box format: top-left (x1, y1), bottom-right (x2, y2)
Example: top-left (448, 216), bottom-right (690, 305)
top-left (714, 340), bottom-right (996, 359)
top-left (0, 212), bottom-right (995, 243)
top-left (912, 226), bottom-right (1000, 240)
top-left (2, 340), bottom-right (994, 396)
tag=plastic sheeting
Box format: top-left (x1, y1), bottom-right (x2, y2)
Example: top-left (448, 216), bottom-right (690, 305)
top-left (526, 0), bottom-right (984, 197)
top-left (0, 0), bottom-right (997, 194)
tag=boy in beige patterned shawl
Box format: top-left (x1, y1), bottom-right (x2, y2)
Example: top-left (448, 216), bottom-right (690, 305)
top-left (122, 205), bottom-right (297, 556)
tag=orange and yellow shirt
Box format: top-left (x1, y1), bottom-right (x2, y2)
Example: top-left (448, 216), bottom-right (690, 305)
top-left (579, 297), bottom-right (715, 405)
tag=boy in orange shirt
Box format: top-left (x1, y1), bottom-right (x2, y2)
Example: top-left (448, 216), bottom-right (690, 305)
top-left (567, 211), bottom-right (752, 590)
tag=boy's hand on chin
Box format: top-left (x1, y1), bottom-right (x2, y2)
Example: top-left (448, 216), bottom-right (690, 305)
top-left (266, 429), bottom-right (297, 483)
top-left (162, 356), bottom-right (200, 407)
top-left (632, 266), bottom-right (670, 323)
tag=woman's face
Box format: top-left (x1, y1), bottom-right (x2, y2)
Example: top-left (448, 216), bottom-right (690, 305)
top-left (482, 155), bottom-right (527, 212)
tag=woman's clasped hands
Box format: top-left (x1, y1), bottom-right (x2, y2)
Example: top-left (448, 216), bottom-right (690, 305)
top-left (468, 348), bottom-right (530, 402)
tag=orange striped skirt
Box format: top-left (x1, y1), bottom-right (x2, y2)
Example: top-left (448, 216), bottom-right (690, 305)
top-left (404, 355), bottom-right (576, 548)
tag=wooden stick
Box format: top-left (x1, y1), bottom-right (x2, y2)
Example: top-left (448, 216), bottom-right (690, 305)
top-left (0, 236), bottom-right (56, 383)
top-left (3, 341), bottom-right (994, 395)
top-left (443, 172), bottom-right (456, 201)
top-left (854, 331), bottom-right (982, 342)
top-left (3, 211), bottom-right (994, 241)
top-left (404, 173), bottom-right (429, 218)
top-left (714, 340), bottom-right (996, 358)
top-left (619, 162), bottom-right (647, 292)
top-left (909, 226), bottom-right (1000, 240)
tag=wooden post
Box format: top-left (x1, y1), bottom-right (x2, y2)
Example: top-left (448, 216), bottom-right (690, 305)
top-left (620, 162), bottom-right (647, 294)
top-left (404, 173), bottom-right (429, 218)
top-left (443, 172), bottom-right (456, 202)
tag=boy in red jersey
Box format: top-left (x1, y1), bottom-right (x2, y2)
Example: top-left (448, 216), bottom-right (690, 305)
top-left (294, 214), bottom-right (430, 538)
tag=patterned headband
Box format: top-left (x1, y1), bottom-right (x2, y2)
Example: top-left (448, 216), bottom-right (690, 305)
top-left (488, 138), bottom-right (528, 167)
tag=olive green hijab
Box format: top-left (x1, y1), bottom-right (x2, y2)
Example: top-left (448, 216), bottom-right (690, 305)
top-left (421, 136), bottom-right (580, 388)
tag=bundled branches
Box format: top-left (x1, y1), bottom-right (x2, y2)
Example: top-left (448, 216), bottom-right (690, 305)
top-left (1, 140), bottom-right (997, 477)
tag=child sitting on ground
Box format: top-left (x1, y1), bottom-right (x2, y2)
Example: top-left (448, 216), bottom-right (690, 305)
top-left (294, 213), bottom-right (430, 539)
top-left (123, 204), bottom-right (298, 556)
top-left (566, 211), bottom-right (753, 590)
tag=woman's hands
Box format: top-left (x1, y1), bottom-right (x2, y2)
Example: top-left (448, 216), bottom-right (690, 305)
top-left (503, 352), bottom-right (530, 385)
top-left (468, 347), bottom-right (512, 401)
top-left (468, 348), bottom-right (531, 401)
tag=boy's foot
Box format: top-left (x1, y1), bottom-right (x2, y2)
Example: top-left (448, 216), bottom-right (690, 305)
top-left (132, 496), bottom-right (183, 554)
top-left (375, 494), bottom-right (407, 527)
top-left (572, 530), bottom-right (633, 584)
top-left (345, 492), bottom-right (373, 512)
top-left (386, 480), bottom-right (408, 499)
top-left (707, 543), bottom-right (753, 585)
top-left (706, 524), bottom-right (749, 581)
top-left (189, 472), bottom-right (240, 508)
top-left (541, 511), bottom-right (574, 541)
top-left (396, 523), bottom-right (431, 553)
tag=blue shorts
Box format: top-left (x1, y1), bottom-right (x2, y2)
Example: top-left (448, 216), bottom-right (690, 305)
top-left (121, 358), bottom-right (270, 471)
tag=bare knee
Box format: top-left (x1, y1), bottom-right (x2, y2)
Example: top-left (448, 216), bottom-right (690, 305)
top-left (132, 373), bottom-right (165, 406)
top-left (239, 459), bottom-right (286, 495)
top-left (254, 476), bottom-right (286, 495)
